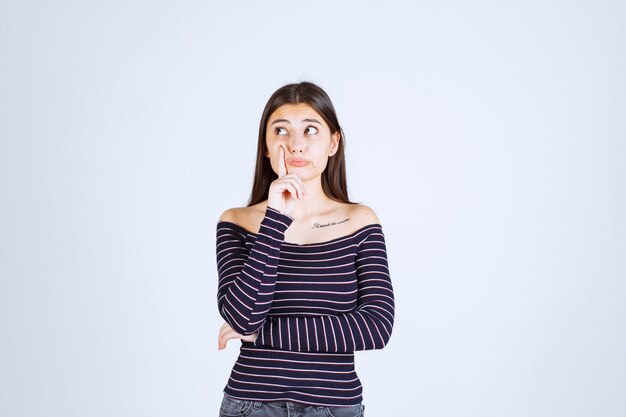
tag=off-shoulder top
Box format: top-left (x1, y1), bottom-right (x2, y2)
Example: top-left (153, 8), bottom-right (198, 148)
top-left (216, 206), bottom-right (395, 407)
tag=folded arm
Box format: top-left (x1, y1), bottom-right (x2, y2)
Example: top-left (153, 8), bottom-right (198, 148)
top-left (253, 227), bottom-right (395, 352)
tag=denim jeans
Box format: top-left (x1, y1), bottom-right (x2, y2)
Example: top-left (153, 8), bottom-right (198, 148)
top-left (219, 394), bottom-right (365, 417)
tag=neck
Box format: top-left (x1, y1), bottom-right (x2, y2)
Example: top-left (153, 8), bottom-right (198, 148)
top-left (287, 176), bottom-right (334, 219)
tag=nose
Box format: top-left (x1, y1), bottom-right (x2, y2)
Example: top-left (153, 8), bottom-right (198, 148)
top-left (289, 133), bottom-right (305, 154)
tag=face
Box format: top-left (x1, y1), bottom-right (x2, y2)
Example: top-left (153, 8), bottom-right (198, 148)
top-left (265, 103), bottom-right (340, 180)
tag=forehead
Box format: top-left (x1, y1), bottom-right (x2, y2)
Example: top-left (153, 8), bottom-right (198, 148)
top-left (267, 103), bottom-right (326, 125)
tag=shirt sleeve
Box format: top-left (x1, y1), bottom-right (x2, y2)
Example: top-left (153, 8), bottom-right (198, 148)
top-left (216, 206), bottom-right (294, 335)
top-left (252, 226), bottom-right (395, 352)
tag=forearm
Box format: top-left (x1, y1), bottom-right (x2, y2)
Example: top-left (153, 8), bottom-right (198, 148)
top-left (254, 228), bottom-right (395, 352)
top-left (253, 307), bottom-right (394, 352)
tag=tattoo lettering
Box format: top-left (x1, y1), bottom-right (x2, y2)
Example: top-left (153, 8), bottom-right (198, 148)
top-left (312, 218), bottom-right (350, 229)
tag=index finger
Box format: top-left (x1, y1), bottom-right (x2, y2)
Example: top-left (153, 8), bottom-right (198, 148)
top-left (278, 145), bottom-right (288, 177)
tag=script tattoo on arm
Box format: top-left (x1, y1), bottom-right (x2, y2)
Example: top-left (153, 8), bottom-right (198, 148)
top-left (312, 218), bottom-right (350, 229)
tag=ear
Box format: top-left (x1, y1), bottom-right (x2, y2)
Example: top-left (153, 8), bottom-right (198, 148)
top-left (329, 132), bottom-right (341, 156)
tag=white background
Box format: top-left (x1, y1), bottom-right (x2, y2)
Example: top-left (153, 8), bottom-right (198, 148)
top-left (1, 1), bottom-right (625, 416)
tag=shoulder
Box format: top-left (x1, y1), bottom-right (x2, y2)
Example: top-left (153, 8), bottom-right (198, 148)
top-left (346, 205), bottom-right (387, 249)
top-left (348, 203), bottom-right (381, 230)
top-left (218, 207), bottom-right (243, 224)
top-left (218, 202), bottom-right (267, 232)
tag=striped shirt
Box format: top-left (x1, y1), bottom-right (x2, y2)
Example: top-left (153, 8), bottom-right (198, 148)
top-left (216, 206), bottom-right (395, 407)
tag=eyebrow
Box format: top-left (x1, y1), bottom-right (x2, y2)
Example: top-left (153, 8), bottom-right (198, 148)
top-left (270, 118), bottom-right (322, 126)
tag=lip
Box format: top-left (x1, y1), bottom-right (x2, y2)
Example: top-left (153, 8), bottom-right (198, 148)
top-left (287, 158), bottom-right (309, 167)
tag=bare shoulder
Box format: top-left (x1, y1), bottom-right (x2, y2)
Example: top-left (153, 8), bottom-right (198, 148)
top-left (348, 203), bottom-right (381, 229)
top-left (218, 202), bottom-right (267, 232)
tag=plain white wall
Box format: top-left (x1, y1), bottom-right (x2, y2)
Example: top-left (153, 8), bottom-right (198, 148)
top-left (1, 1), bottom-right (625, 416)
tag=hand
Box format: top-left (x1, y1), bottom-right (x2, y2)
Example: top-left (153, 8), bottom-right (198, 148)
top-left (267, 145), bottom-right (306, 216)
top-left (218, 322), bottom-right (258, 350)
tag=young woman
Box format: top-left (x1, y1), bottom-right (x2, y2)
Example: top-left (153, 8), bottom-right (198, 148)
top-left (215, 82), bottom-right (395, 417)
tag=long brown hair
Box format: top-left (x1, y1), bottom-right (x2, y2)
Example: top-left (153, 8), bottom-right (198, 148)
top-left (247, 82), bottom-right (355, 206)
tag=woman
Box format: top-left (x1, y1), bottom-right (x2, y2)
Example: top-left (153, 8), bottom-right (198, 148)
top-left (215, 82), bottom-right (395, 417)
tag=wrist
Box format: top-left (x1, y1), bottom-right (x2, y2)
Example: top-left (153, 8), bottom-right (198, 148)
top-left (266, 205), bottom-right (294, 223)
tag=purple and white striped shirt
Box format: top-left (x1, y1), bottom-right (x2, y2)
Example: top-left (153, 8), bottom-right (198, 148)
top-left (216, 206), bottom-right (395, 407)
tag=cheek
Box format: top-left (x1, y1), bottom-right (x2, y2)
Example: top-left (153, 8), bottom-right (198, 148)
top-left (267, 146), bottom-right (281, 160)
top-left (311, 149), bottom-right (331, 169)
top-left (265, 142), bottom-right (275, 157)
top-left (266, 141), bottom-right (283, 153)
top-left (265, 144), bottom-right (282, 169)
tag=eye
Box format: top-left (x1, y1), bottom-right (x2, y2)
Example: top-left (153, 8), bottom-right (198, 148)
top-left (305, 126), bottom-right (318, 135)
top-left (274, 127), bottom-right (288, 135)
